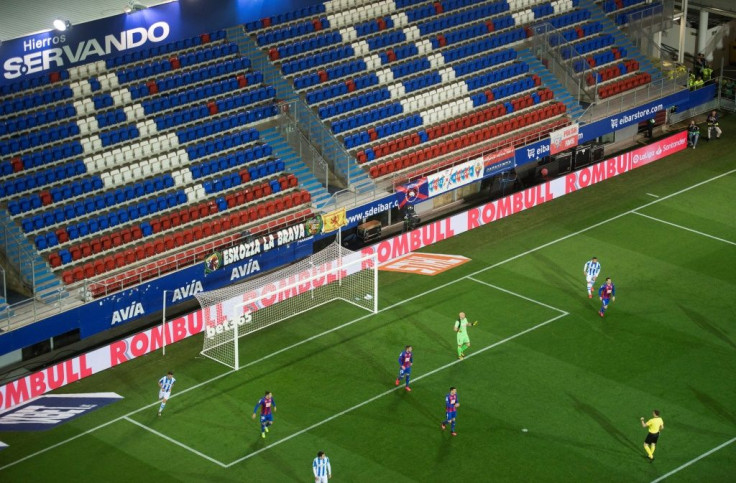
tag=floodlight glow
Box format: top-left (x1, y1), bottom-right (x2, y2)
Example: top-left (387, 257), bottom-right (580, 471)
top-left (53, 19), bottom-right (71, 31)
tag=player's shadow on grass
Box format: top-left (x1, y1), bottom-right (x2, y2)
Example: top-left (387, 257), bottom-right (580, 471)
top-left (568, 393), bottom-right (640, 455)
top-left (679, 304), bottom-right (736, 351)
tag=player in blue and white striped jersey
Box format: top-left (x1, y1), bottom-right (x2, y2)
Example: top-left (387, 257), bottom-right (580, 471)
top-left (583, 257), bottom-right (601, 298)
top-left (312, 451), bottom-right (332, 482)
top-left (158, 371), bottom-right (176, 416)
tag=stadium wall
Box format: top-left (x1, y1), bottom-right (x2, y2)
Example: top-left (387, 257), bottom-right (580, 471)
top-left (0, 131), bottom-right (688, 411)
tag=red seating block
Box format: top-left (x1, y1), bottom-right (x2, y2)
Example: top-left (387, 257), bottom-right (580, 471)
top-left (169, 56), bottom-right (180, 69)
top-left (200, 33), bottom-right (211, 43)
top-left (261, 17), bottom-right (272, 27)
top-left (49, 72), bottom-right (61, 83)
top-left (269, 48), bottom-right (280, 61)
top-left (147, 80), bottom-right (158, 94)
top-left (312, 19), bottom-right (322, 31)
top-left (207, 101), bottom-right (218, 115)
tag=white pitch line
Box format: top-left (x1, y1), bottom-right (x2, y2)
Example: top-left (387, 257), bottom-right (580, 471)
top-left (632, 211), bottom-right (736, 246)
top-left (468, 277), bottom-right (568, 314)
top-left (124, 417), bottom-right (228, 468)
top-left (226, 311), bottom-right (569, 467)
top-left (2, 168), bottom-right (734, 472)
top-left (650, 436), bottom-right (736, 483)
top-left (646, 193), bottom-right (660, 198)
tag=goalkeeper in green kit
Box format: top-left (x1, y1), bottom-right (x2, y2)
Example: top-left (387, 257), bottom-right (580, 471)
top-left (454, 312), bottom-right (477, 359)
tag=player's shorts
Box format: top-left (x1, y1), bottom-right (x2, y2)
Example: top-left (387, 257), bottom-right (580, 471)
top-left (399, 366), bottom-right (411, 377)
top-left (457, 334), bottom-right (470, 346)
top-left (586, 275), bottom-right (597, 284)
top-left (645, 432), bottom-right (660, 445)
top-left (315, 476), bottom-right (329, 483)
top-left (446, 411), bottom-right (457, 420)
top-left (159, 390), bottom-right (171, 400)
top-left (260, 414), bottom-right (274, 424)
top-left (601, 298), bottom-right (610, 307)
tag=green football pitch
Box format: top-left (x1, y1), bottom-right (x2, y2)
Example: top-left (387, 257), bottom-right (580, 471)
top-left (1, 118), bottom-right (735, 482)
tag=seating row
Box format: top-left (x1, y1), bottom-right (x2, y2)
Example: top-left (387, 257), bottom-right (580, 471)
top-left (7, 175), bottom-right (106, 215)
top-left (1, 85), bottom-right (74, 116)
top-left (0, 104), bottom-right (76, 136)
top-left (22, 174), bottom-right (175, 233)
top-left (0, 123), bottom-right (81, 156)
top-left (203, 162), bottom-right (293, 195)
top-left (560, 33), bottom-right (614, 59)
top-left (190, 145), bottom-right (275, 180)
top-left (105, 31), bottom-right (227, 69)
top-left (597, 72), bottom-right (651, 99)
top-left (572, 46), bottom-right (628, 72)
top-left (614, 2), bottom-right (662, 25)
top-left (0, 70), bottom-right (69, 97)
top-left (54, 188), bottom-right (311, 273)
top-left (548, 21), bottom-right (602, 46)
top-left (83, 206), bottom-right (315, 297)
top-left (367, 104), bottom-right (567, 178)
top-left (244, 3), bottom-right (326, 31)
top-left (396, 118), bottom-right (569, 183)
top-left (257, 17), bottom-right (331, 46)
top-left (33, 190), bottom-right (189, 248)
top-left (601, 0), bottom-right (646, 13)
top-left (586, 59), bottom-right (639, 85)
top-left (357, 89), bottom-right (550, 162)
top-left (117, 43), bottom-right (239, 84)
top-left (132, 55), bottom-right (246, 101)
top-left (176, 100), bottom-right (274, 144)
top-left (0, 142), bottom-right (84, 178)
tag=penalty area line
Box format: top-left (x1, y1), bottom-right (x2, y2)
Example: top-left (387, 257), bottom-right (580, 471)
top-left (467, 277), bottom-right (568, 315)
top-left (225, 311), bottom-right (568, 467)
top-left (650, 436), bottom-right (736, 483)
top-left (124, 417), bottom-right (228, 468)
top-left (632, 211), bottom-right (736, 246)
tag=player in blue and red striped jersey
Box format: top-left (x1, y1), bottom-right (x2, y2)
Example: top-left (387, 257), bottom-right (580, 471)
top-left (395, 345), bottom-right (413, 392)
top-left (251, 391), bottom-right (276, 438)
top-left (598, 277), bottom-right (616, 318)
top-left (441, 387), bottom-right (460, 436)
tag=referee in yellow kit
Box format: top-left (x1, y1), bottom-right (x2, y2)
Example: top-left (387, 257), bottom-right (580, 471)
top-left (640, 410), bottom-right (664, 462)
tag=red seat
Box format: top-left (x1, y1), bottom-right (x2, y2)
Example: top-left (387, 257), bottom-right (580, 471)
top-left (49, 253), bottom-right (62, 268)
top-left (83, 262), bottom-right (95, 278)
top-left (103, 256), bottom-right (115, 271)
top-left (91, 240), bottom-right (103, 254)
top-left (143, 242), bottom-right (155, 257)
top-left (153, 239), bottom-right (165, 254)
top-left (73, 266), bottom-right (84, 281)
top-left (62, 270), bottom-right (74, 284)
top-left (56, 228), bottom-right (69, 244)
top-left (124, 249), bottom-right (136, 264)
top-left (100, 235), bottom-right (112, 251)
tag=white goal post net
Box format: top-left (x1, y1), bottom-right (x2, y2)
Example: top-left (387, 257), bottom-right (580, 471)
top-left (196, 243), bottom-right (378, 369)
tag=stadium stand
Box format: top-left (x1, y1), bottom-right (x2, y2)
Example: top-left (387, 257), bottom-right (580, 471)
top-left (0, 29), bottom-right (316, 298)
top-left (0, 0), bottom-right (668, 305)
top-left (243, 0), bottom-right (659, 182)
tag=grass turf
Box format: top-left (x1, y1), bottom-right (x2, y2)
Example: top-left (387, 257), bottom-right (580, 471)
top-left (0, 117), bottom-right (735, 482)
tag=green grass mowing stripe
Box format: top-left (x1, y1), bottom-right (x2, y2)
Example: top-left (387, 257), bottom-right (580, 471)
top-left (631, 211), bottom-right (736, 246)
top-left (650, 436), bottom-right (736, 483)
top-left (225, 310), bottom-right (569, 467)
top-left (2, 167), bottom-right (733, 473)
top-left (123, 417), bottom-right (228, 467)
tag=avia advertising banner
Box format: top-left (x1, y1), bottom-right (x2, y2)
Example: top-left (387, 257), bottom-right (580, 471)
top-left (0, 0), bottom-right (323, 85)
top-left (549, 123), bottom-right (579, 155)
top-left (0, 131), bottom-right (687, 411)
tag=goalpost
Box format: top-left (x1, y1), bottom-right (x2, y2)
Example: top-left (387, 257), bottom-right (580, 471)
top-left (196, 243), bottom-right (378, 370)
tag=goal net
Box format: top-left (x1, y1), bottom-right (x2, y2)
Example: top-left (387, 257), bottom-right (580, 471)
top-left (196, 243), bottom-right (378, 369)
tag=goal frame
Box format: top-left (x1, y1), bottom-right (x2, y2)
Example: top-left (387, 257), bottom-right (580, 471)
top-left (200, 249), bottom-right (378, 370)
